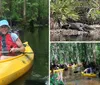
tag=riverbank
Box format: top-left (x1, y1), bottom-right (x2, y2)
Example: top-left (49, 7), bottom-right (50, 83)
top-left (50, 25), bottom-right (100, 41)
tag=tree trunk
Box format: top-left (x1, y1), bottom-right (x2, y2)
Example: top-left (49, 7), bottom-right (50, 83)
top-left (93, 44), bottom-right (96, 64)
top-left (23, 0), bottom-right (26, 21)
top-left (38, 0), bottom-right (41, 25)
top-left (0, 0), bottom-right (2, 17)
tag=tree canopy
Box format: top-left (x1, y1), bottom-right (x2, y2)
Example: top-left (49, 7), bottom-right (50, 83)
top-left (0, 0), bottom-right (48, 27)
top-left (50, 0), bottom-right (100, 24)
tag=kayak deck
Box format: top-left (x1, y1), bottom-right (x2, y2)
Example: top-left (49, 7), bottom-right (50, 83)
top-left (50, 69), bottom-right (64, 73)
top-left (0, 42), bottom-right (34, 85)
top-left (81, 72), bottom-right (96, 77)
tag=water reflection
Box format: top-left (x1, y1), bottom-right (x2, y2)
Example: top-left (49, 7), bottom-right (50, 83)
top-left (9, 26), bottom-right (48, 85)
top-left (25, 79), bottom-right (45, 85)
top-left (66, 78), bottom-right (100, 85)
top-left (9, 67), bottom-right (48, 85)
top-left (63, 69), bottom-right (100, 85)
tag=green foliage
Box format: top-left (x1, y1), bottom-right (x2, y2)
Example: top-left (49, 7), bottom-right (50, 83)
top-left (51, 0), bottom-right (100, 23)
top-left (0, 0), bottom-right (48, 26)
top-left (86, 0), bottom-right (100, 20)
top-left (27, 1), bottom-right (38, 21)
top-left (50, 0), bottom-right (79, 21)
top-left (50, 43), bottom-right (100, 65)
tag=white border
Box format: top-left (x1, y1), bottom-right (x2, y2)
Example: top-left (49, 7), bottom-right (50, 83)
top-left (49, 1), bottom-right (100, 85)
top-left (51, 41), bottom-right (100, 43)
top-left (49, 0), bottom-right (50, 85)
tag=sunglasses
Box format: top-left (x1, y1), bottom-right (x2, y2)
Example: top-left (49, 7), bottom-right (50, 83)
top-left (0, 25), bottom-right (8, 28)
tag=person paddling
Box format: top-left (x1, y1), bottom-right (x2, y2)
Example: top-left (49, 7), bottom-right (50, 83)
top-left (84, 67), bottom-right (93, 73)
top-left (0, 20), bottom-right (25, 60)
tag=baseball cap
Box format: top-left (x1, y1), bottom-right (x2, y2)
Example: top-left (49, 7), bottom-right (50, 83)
top-left (0, 20), bottom-right (10, 27)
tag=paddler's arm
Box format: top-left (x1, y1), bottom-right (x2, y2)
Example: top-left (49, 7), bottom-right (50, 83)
top-left (10, 38), bottom-right (25, 53)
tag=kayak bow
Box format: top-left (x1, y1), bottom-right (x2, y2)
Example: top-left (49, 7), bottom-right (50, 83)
top-left (0, 42), bottom-right (34, 85)
top-left (81, 72), bottom-right (96, 77)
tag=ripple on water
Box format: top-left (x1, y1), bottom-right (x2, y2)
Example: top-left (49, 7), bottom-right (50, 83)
top-left (66, 78), bottom-right (100, 85)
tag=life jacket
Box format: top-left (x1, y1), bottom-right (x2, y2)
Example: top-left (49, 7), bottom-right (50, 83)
top-left (0, 33), bottom-right (18, 56)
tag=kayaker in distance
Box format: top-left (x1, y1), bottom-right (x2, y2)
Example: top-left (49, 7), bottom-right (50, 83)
top-left (84, 67), bottom-right (93, 73)
top-left (0, 19), bottom-right (25, 60)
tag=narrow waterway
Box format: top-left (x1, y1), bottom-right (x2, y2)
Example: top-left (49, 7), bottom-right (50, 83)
top-left (63, 68), bottom-right (100, 85)
top-left (9, 26), bottom-right (49, 85)
top-left (66, 78), bottom-right (100, 85)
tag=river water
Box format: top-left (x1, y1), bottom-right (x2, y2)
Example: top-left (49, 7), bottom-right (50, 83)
top-left (63, 69), bottom-right (100, 85)
top-left (65, 78), bottom-right (100, 85)
top-left (9, 26), bottom-right (49, 85)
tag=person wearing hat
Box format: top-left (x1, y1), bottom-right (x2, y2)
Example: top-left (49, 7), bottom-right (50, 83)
top-left (0, 20), bottom-right (25, 60)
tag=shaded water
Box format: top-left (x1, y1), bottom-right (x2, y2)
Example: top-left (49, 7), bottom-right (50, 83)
top-left (9, 26), bottom-right (49, 85)
top-left (63, 69), bottom-right (100, 85)
top-left (66, 78), bottom-right (100, 85)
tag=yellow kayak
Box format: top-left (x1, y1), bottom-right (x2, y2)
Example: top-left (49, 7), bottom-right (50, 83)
top-left (0, 42), bottom-right (34, 85)
top-left (50, 69), bottom-right (64, 73)
top-left (81, 72), bottom-right (96, 77)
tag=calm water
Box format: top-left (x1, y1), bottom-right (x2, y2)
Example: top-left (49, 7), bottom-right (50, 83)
top-left (65, 78), bottom-right (100, 85)
top-left (63, 69), bottom-right (100, 85)
top-left (9, 26), bottom-right (49, 85)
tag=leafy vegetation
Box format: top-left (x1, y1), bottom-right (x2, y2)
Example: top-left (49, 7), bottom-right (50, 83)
top-left (50, 0), bottom-right (100, 24)
top-left (50, 43), bottom-right (100, 65)
top-left (0, 0), bottom-right (48, 30)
